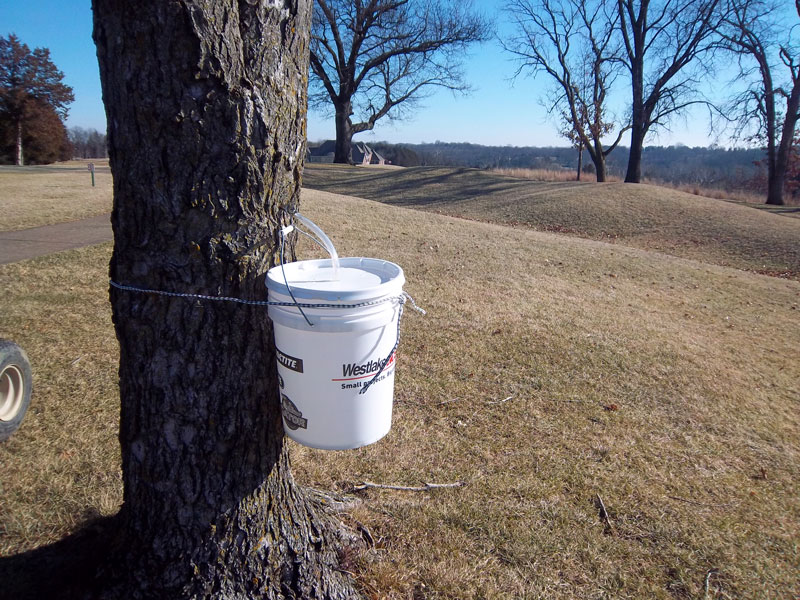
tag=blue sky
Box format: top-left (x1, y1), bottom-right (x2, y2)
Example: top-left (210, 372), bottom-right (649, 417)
top-left (2, 0), bottom-right (724, 148)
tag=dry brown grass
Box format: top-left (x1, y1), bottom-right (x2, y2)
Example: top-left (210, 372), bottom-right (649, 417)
top-left (493, 166), bottom-right (793, 208)
top-left (492, 167), bottom-right (621, 183)
top-left (668, 182), bottom-right (762, 204)
top-left (0, 244), bottom-right (121, 555)
top-left (2, 183), bottom-right (798, 598)
top-left (0, 160), bottom-right (112, 232)
top-left (304, 164), bottom-right (800, 280)
top-left (294, 192), bottom-right (800, 599)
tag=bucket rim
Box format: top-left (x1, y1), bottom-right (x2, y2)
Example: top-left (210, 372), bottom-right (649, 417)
top-left (266, 256), bottom-right (404, 302)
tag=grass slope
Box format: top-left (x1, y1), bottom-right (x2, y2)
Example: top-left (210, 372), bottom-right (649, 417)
top-left (303, 164), bottom-right (800, 279)
top-left (2, 187), bottom-right (798, 598)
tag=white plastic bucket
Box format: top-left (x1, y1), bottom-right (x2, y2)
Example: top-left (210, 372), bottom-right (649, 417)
top-left (266, 257), bottom-right (405, 450)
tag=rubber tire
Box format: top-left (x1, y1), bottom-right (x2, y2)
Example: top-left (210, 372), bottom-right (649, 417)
top-left (0, 339), bottom-right (33, 442)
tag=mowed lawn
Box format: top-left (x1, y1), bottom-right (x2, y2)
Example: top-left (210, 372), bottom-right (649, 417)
top-left (1, 165), bottom-right (799, 598)
top-left (0, 161), bottom-right (112, 232)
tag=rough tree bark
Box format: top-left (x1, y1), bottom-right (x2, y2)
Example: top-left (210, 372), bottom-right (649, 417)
top-left (93, 1), bottom-right (361, 598)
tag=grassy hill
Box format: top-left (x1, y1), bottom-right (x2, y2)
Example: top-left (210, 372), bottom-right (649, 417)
top-left (2, 172), bottom-right (799, 597)
top-left (4, 161), bottom-right (798, 282)
top-left (303, 164), bottom-right (800, 279)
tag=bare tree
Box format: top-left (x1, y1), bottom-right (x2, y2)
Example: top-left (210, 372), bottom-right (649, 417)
top-left (617, 0), bottom-right (722, 183)
top-left (310, 0), bottom-right (490, 163)
top-left (504, 0), bottom-right (628, 182)
top-left (91, 1), bottom-right (360, 597)
top-left (716, 0), bottom-right (800, 205)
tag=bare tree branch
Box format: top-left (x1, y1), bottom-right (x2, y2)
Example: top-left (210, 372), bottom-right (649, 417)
top-left (715, 0), bottom-right (800, 204)
top-left (503, 0), bottom-right (627, 181)
top-left (353, 480), bottom-right (466, 492)
top-left (617, 0), bottom-right (722, 182)
top-left (310, 0), bottom-right (490, 163)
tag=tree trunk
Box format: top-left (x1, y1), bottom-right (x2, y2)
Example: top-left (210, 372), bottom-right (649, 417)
top-left (766, 170), bottom-right (785, 205)
top-left (624, 26), bottom-right (646, 184)
top-left (625, 118), bottom-right (644, 183)
top-left (766, 83), bottom-right (800, 206)
top-left (595, 155), bottom-right (607, 183)
top-left (576, 141), bottom-right (583, 181)
top-left (93, 1), bottom-right (360, 598)
top-left (587, 140), bottom-right (608, 183)
top-left (334, 100), bottom-right (354, 164)
top-left (765, 133), bottom-right (780, 205)
top-left (768, 117), bottom-right (792, 206)
top-left (762, 59), bottom-right (779, 205)
top-left (15, 118), bottom-right (23, 166)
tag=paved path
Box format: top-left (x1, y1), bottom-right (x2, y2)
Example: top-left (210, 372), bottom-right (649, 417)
top-left (0, 214), bottom-right (112, 265)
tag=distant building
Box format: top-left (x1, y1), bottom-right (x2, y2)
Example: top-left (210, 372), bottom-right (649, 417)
top-left (371, 146), bottom-right (387, 165)
top-left (307, 140), bottom-right (390, 165)
top-left (356, 143), bottom-right (373, 165)
top-left (307, 140), bottom-right (336, 163)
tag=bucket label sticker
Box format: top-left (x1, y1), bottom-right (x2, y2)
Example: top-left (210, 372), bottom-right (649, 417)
top-left (276, 348), bottom-right (303, 373)
top-left (333, 353), bottom-right (395, 389)
top-left (281, 394), bottom-right (307, 430)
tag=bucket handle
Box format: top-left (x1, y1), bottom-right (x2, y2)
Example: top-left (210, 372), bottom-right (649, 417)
top-left (359, 296), bottom-right (404, 395)
top-left (278, 224), bottom-right (315, 327)
top-left (357, 291), bottom-right (425, 394)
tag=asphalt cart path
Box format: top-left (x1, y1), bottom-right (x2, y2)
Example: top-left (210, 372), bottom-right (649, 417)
top-left (0, 214), bottom-right (112, 265)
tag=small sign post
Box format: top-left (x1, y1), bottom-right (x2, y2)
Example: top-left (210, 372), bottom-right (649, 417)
top-left (87, 162), bottom-right (95, 187)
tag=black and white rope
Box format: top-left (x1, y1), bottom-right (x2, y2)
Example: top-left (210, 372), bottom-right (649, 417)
top-left (109, 278), bottom-right (422, 394)
top-left (109, 215), bottom-right (423, 394)
top-left (108, 278), bottom-right (422, 313)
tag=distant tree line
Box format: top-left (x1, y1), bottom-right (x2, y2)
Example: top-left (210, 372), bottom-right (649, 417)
top-left (68, 127), bottom-right (108, 159)
top-left (313, 139), bottom-right (770, 192)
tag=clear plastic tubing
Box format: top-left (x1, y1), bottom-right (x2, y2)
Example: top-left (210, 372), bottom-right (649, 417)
top-left (294, 212), bottom-right (340, 280)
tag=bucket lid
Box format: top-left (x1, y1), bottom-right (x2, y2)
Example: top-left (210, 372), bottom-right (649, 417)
top-left (266, 257), bottom-right (404, 302)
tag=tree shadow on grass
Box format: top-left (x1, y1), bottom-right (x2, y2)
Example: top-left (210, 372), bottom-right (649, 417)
top-left (0, 515), bottom-right (118, 600)
top-left (302, 165), bottom-right (591, 208)
top-left (304, 165), bottom-right (456, 205)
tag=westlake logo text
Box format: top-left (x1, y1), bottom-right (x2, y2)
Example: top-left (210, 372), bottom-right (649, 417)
top-left (340, 353), bottom-right (395, 379)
